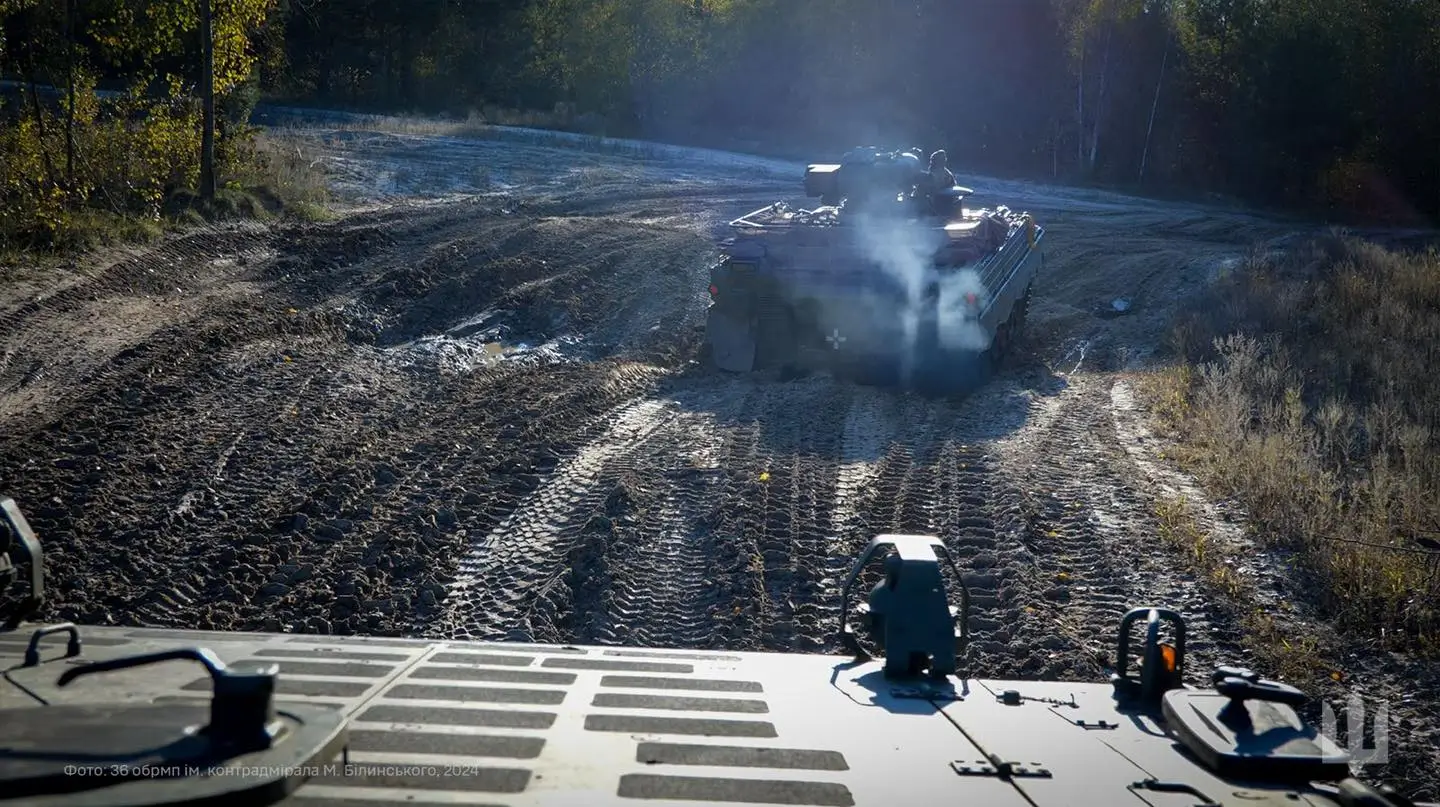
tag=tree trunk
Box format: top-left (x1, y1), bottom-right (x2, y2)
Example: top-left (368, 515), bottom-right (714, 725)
top-left (1087, 23), bottom-right (1112, 174)
top-left (1139, 45), bottom-right (1169, 185)
top-left (199, 0), bottom-right (216, 201)
top-left (1075, 37), bottom-right (1085, 168)
top-left (25, 72), bottom-right (57, 189)
top-left (1053, 117), bottom-right (1060, 178)
top-left (65, 0), bottom-right (75, 188)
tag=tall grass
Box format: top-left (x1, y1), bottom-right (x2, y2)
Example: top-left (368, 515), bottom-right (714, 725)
top-left (1148, 235), bottom-right (1440, 654)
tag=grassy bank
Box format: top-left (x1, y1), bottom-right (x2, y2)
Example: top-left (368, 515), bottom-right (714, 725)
top-left (0, 115), bottom-right (331, 261)
top-left (1143, 236), bottom-right (1440, 661)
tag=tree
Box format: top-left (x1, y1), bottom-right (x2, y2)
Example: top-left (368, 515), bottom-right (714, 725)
top-left (199, 0), bottom-right (214, 200)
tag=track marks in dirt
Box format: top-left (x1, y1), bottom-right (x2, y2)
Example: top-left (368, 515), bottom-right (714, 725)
top-left (433, 371), bottom-right (1079, 663)
top-left (825, 389), bottom-right (1039, 674)
top-left (989, 373), bottom-right (1246, 681)
top-left (336, 213), bottom-right (716, 375)
top-left (0, 225), bottom-right (278, 427)
top-left (0, 193), bottom-right (706, 636)
top-left (437, 397), bottom-right (682, 639)
top-left (536, 401), bottom-right (743, 649)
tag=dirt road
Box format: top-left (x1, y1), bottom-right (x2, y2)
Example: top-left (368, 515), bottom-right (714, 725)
top-left (2, 123), bottom-right (1435, 795)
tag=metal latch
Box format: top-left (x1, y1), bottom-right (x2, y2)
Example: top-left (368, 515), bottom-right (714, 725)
top-left (951, 757), bottom-right (1052, 779)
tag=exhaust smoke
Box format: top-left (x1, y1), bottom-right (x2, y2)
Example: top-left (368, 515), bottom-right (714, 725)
top-left (851, 211), bottom-right (992, 385)
top-left (935, 269), bottom-right (992, 351)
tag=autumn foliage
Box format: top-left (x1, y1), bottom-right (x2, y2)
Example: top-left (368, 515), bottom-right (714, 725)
top-left (3, 0), bottom-right (1439, 251)
top-left (0, 0), bottom-right (276, 250)
top-left (1153, 239), bottom-right (1440, 653)
top-left (268, 0), bottom-right (1439, 225)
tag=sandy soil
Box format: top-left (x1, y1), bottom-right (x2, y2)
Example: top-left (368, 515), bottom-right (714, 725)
top-left (1, 122), bottom-right (1434, 797)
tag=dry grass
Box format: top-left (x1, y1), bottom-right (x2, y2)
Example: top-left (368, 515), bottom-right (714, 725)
top-left (1144, 235), bottom-right (1440, 656)
top-left (222, 129), bottom-right (333, 222)
top-left (0, 126), bottom-right (336, 264)
top-left (1152, 492), bottom-right (1340, 686)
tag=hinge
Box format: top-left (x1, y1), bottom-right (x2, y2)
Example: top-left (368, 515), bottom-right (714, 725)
top-left (951, 758), bottom-right (1052, 779)
top-left (1072, 718), bottom-right (1118, 730)
top-left (1047, 706), bottom-right (1118, 730)
top-left (996, 688), bottom-right (1077, 708)
top-left (1129, 779), bottom-right (1219, 806)
top-left (891, 682), bottom-right (962, 701)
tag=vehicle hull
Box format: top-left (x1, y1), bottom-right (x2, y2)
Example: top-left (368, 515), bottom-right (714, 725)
top-left (703, 226), bottom-right (1042, 395)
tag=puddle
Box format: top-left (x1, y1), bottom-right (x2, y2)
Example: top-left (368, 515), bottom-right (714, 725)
top-left (382, 308), bottom-right (589, 374)
top-left (173, 490), bottom-right (203, 516)
top-left (1056, 338), bottom-right (1091, 374)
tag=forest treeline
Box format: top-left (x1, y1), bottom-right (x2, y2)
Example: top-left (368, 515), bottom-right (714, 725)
top-left (255, 0), bottom-right (1440, 224)
top-left (2, 0), bottom-right (1438, 249)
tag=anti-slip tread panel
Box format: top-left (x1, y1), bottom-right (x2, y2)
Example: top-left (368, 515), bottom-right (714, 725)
top-left (1, 628), bottom-right (868, 806)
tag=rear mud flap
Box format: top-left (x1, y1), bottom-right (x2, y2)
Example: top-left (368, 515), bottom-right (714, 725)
top-left (705, 309), bottom-right (756, 372)
top-left (911, 349), bottom-right (991, 397)
top-left (909, 314), bottom-right (992, 396)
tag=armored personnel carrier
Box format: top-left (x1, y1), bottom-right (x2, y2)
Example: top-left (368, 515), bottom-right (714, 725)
top-left (0, 495), bottom-right (1431, 806)
top-left (703, 147), bottom-right (1043, 394)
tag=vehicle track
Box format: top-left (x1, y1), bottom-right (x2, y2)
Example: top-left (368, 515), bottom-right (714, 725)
top-left (530, 403), bottom-right (739, 649)
top-left (435, 397), bottom-right (682, 640)
top-left (989, 373), bottom-right (1243, 681)
top-left (0, 225), bottom-right (277, 427)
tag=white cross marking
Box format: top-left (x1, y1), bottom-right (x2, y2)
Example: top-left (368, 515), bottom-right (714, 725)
top-left (826, 329), bottom-right (846, 349)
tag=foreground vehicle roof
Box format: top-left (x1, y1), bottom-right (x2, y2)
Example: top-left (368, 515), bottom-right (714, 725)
top-left (0, 623), bottom-right (1417, 807)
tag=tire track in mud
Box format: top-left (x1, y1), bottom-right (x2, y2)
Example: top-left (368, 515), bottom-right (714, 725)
top-left (87, 207), bottom-right (537, 630)
top-left (123, 352), bottom-right (344, 628)
top-left (493, 374), bottom-right (1049, 659)
top-left (747, 383), bottom-right (848, 652)
top-left (434, 396), bottom-right (682, 640)
top-left (811, 389), bottom-right (902, 648)
top-left (465, 376), bottom-right (869, 653)
top-left (539, 403), bottom-right (741, 649)
top-left (0, 225), bottom-right (278, 425)
top-left (0, 308), bottom-right (354, 628)
top-left (0, 223), bottom-right (272, 329)
top-left (989, 373), bottom-right (1242, 681)
top-left (594, 429), bottom-right (729, 648)
top-left (271, 360), bottom-right (667, 637)
top-left (829, 389), bottom-right (899, 542)
top-left (830, 391), bottom-right (1040, 672)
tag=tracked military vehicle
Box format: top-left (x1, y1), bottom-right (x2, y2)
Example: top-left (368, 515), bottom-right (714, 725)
top-left (1, 495), bottom-right (1433, 806)
top-left (703, 147), bottom-right (1043, 393)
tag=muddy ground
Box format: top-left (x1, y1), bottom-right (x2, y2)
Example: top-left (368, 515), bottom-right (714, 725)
top-left (1, 124), bottom-right (1435, 796)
